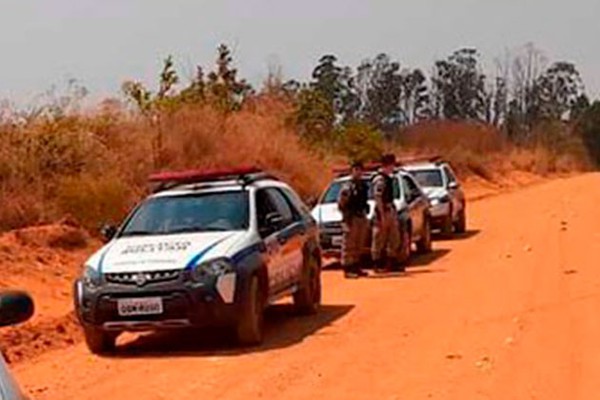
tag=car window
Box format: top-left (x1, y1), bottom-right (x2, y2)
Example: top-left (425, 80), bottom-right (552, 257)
top-left (266, 188), bottom-right (295, 225)
top-left (119, 191), bottom-right (249, 236)
top-left (256, 189), bottom-right (279, 234)
top-left (410, 169), bottom-right (444, 188)
top-left (278, 188), bottom-right (307, 221)
top-left (402, 175), bottom-right (421, 201)
top-left (444, 166), bottom-right (457, 184)
top-left (321, 177), bottom-right (399, 204)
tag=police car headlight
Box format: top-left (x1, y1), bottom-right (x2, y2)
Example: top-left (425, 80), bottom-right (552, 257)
top-left (192, 258), bottom-right (235, 281)
top-left (83, 266), bottom-right (102, 287)
top-left (431, 195), bottom-right (450, 206)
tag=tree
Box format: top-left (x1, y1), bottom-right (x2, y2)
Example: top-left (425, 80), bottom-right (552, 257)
top-left (536, 61), bottom-right (587, 121)
top-left (431, 48), bottom-right (488, 121)
top-left (292, 87), bottom-right (336, 144)
top-left (576, 101), bottom-right (600, 167)
top-left (336, 122), bottom-right (383, 163)
top-left (355, 53), bottom-right (404, 134)
top-left (310, 54), bottom-right (358, 123)
top-left (122, 55), bottom-right (180, 167)
top-left (400, 68), bottom-right (430, 123)
top-left (205, 44), bottom-right (253, 112)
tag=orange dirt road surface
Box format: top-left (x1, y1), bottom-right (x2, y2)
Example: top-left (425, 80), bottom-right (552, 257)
top-left (14, 173), bottom-right (600, 400)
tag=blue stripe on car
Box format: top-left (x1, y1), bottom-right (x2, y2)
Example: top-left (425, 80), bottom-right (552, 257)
top-left (184, 235), bottom-right (234, 270)
top-left (231, 243), bottom-right (262, 264)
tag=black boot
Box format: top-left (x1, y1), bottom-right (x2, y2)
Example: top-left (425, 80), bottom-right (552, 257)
top-left (344, 263), bottom-right (360, 279)
top-left (373, 258), bottom-right (387, 274)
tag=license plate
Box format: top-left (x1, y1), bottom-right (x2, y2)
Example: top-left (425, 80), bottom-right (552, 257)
top-left (117, 297), bottom-right (163, 316)
top-left (332, 236), bottom-right (343, 246)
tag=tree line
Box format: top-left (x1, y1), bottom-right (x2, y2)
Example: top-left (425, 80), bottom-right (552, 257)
top-left (120, 43), bottom-right (600, 166)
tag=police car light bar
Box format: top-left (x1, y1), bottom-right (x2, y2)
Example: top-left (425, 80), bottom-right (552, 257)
top-left (332, 162), bottom-right (381, 176)
top-left (149, 166), bottom-right (274, 192)
top-left (396, 154), bottom-right (443, 165)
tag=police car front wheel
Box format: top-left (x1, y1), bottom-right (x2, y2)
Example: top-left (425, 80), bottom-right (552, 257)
top-left (293, 254), bottom-right (321, 315)
top-left (236, 275), bottom-right (264, 346)
top-left (83, 327), bottom-right (117, 355)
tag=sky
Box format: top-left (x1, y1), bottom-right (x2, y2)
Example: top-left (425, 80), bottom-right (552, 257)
top-left (1, 0), bottom-right (599, 105)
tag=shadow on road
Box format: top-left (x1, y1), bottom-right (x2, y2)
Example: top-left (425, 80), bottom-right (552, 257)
top-left (108, 304), bottom-right (353, 359)
top-left (409, 248), bottom-right (451, 267)
top-left (433, 229), bottom-right (481, 241)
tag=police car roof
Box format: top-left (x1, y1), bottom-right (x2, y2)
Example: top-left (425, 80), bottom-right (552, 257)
top-left (147, 166), bottom-right (289, 198)
top-left (402, 162), bottom-right (445, 171)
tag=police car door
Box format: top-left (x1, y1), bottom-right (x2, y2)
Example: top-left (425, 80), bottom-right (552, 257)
top-left (264, 188), bottom-right (304, 290)
top-left (255, 189), bottom-right (296, 293)
top-left (402, 175), bottom-right (425, 235)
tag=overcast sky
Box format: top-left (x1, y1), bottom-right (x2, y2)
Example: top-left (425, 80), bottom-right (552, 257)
top-left (1, 0), bottom-right (599, 104)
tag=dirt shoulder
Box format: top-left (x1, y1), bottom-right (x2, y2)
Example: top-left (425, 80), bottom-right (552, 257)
top-left (12, 172), bottom-right (600, 400)
top-left (0, 170), bottom-right (581, 365)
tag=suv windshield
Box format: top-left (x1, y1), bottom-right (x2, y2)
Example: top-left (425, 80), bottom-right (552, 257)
top-left (320, 177), bottom-right (400, 204)
top-left (410, 169), bottom-right (444, 188)
top-left (120, 191), bottom-right (249, 236)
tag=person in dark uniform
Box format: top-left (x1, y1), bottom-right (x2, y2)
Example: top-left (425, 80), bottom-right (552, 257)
top-left (337, 161), bottom-right (370, 279)
top-left (371, 153), bottom-right (402, 273)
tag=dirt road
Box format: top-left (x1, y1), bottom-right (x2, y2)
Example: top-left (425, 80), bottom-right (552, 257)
top-left (14, 173), bottom-right (600, 400)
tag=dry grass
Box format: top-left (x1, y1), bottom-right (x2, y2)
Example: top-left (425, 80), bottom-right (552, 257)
top-left (0, 97), bottom-right (332, 232)
top-left (0, 98), bottom-right (590, 233)
top-left (396, 120), bottom-right (591, 180)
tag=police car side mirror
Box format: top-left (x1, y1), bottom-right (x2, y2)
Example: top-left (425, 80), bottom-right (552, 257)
top-left (100, 224), bottom-right (117, 242)
top-left (448, 181), bottom-right (459, 190)
top-left (0, 290), bottom-right (34, 328)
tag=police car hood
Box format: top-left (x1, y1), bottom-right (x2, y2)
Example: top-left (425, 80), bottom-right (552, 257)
top-left (87, 231), bottom-right (249, 274)
top-left (312, 199), bottom-right (403, 223)
top-left (422, 187), bottom-right (447, 199)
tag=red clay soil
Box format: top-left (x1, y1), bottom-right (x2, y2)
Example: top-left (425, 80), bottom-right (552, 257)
top-left (0, 222), bottom-right (99, 364)
top-left (11, 172), bottom-right (600, 400)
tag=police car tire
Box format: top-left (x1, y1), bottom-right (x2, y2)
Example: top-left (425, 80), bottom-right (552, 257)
top-left (83, 327), bottom-right (116, 355)
top-left (293, 254), bottom-right (321, 315)
top-left (416, 215), bottom-right (432, 254)
top-left (454, 205), bottom-right (467, 234)
top-left (236, 275), bottom-right (264, 346)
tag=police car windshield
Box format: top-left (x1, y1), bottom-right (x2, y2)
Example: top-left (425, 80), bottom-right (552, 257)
top-left (410, 169), bottom-right (444, 188)
top-left (120, 191), bottom-right (249, 236)
top-left (320, 178), bottom-right (400, 204)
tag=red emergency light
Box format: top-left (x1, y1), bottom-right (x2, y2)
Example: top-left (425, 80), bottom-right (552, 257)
top-left (396, 154), bottom-right (443, 165)
top-left (149, 166), bottom-right (263, 184)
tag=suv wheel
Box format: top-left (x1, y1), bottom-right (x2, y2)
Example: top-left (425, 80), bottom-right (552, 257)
top-left (83, 327), bottom-right (117, 355)
top-left (398, 222), bottom-right (412, 265)
top-left (454, 204), bottom-right (467, 233)
top-left (416, 214), bottom-right (433, 254)
top-left (236, 275), bottom-right (264, 346)
top-left (293, 253), bottom-right (321, 315)
top-left (441, 206), bottom-right (454, 235)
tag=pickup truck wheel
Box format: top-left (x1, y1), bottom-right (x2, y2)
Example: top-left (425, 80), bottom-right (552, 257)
top-left (83, 327), bottom-right (117, 355)
top-left (293, 253), bottom-right (321, 315)
top-left (454, 205), bottom-right (467, 233)
top-left (236, 275), bottom-right (264, 346)
top-left (416, 214), bottom-right (433, 254)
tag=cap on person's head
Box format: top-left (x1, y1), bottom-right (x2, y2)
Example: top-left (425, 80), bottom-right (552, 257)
top-left (351, 160), bottom-right (364, 170)
top-left (381, 153), bottom-right (396, 166)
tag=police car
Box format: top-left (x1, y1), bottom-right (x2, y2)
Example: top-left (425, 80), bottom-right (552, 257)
top-left (74, 167), bottom-right (322, 354)
top-left (311, 163), bottom-right (432, 265)
top-left (403, 157), bottom-right (467, 234)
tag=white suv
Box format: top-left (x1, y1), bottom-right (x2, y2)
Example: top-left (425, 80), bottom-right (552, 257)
top-left (311, 167), bottom-right (432, 265)
top-left (74, 167), bottom-right (322, 353)
top-left (404, 159), bottom-right (466, 235)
